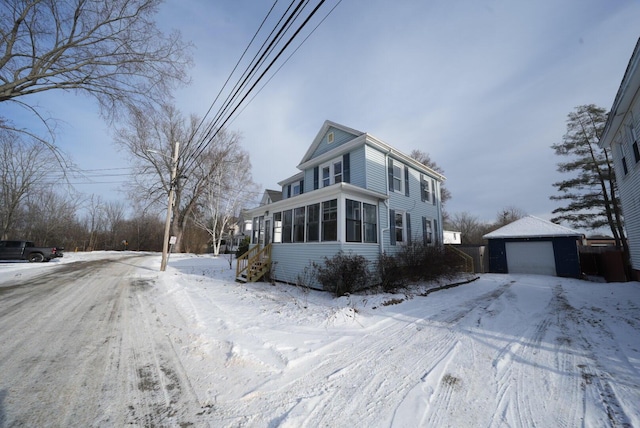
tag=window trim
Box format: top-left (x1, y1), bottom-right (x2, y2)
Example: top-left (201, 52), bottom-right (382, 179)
top-left (273, 212), bottom-right (283, 243)
top-left (394, 210), bottom-right (405, 244)
top-left (307, 203), bottom-right (320, 242)
top-left (320, 157), bottom-right (344, 188)
top-left (322, 199), bottom-right (338, 241)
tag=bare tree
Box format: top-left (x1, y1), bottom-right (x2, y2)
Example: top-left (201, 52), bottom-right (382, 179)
top-left (115, 103), bottom-right (247, 253)
top-left (410, 149), bottom-right (451, 205)
top-left (494, 206), bottom-right (527, 228)
top-left (103, 200), bottom-right (126, 250)
top-left (192, 147), bottom-right (257, 256)
top-left (448, 211), bottom-right (488, 245)
top-left (24, 188), bottom-right (80, 246)
top-left (0, 129), bottom-right (56, 239)
top-left (0, 0), bottom-right (192, 128)
top-left (82, 194), bottom-right (107, 251)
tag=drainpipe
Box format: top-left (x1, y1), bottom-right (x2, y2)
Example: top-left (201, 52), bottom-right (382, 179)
top-left (380, 149), bottom-right (392, 255)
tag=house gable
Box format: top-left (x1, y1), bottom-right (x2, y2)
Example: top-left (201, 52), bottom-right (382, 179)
top-left (299, 120), bottom-right (364, 165)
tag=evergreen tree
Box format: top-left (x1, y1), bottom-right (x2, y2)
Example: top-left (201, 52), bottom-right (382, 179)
top-left (550, 104), bottom-right (626, 251)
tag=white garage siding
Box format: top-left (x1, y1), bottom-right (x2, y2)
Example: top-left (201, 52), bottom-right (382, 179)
top-left (505, 241), bottom-right (556, 276)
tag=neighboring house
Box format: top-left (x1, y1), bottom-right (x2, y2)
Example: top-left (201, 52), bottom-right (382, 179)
top-left (598, 37), bottom-right (640, 280)
top-left (443, 230), bottom-right (462, 245)
top-left (483, 215), bottom-right (583, 278)
top-left (239, 120), bottom-right (445, 286)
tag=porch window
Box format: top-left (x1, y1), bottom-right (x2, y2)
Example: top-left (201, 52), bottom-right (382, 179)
top-left (252, 216), bottom-right (264, 245)
top-left (363, 203), bottom-right (377, 243)
top-left (273, 212), bottom-right (282, 243)
top-left (252, 217), bottom-right (258, 244)
top-left (294, 207), bottom-right (305, 242)
top-left (346, 199), bottom-right (362, 242)
top-left (322, 199), bottom-right (338, 241)
top-left (307, 203), bottom-right (320, 242)
top-left (282, 210), bottom-right (293, 243)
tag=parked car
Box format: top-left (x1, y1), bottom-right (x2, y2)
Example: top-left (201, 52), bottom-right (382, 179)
top-left (0, 240), bottom-right (64, 262)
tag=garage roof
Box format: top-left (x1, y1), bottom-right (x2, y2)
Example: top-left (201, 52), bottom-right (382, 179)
top-left (483, 215), bottom-right (583, 239)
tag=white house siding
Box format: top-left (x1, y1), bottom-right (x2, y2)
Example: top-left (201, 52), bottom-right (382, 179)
top-left (612, 98), bottom-right (640, 271)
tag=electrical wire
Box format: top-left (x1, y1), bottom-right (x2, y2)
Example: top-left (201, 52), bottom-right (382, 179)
top-left (181, 0), bottom-right (338, 174)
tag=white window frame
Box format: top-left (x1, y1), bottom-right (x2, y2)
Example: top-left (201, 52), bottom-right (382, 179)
top-left (392, 164), bottom-right (403, 194)
top-left (394, 210), bottom-right (406, 244)
top-left (320, 157), bottom-right (343, 188)
top-left (292, 181), bottom-right (301, 196)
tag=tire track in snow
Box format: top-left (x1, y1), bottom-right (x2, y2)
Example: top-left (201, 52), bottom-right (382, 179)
top-left (0, 256), bottom-right (210, 427)
top-left (204, 280), bottom-right (518, 426)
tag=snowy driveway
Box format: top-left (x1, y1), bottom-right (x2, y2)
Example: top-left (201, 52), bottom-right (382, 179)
top-left (1, 252), bottom-right (639, 427)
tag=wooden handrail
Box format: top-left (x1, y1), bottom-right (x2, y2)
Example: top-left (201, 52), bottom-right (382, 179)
top-left (236, 243), bottom-right (272, 282)
top-left (445, 244), bottom-right (474, 273)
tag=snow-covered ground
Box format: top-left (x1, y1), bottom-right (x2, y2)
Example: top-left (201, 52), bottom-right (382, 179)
top-left (2, 251), bottom-right (640, 427)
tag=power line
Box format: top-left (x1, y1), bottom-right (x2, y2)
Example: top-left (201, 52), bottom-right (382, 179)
top-left (182, 0), bottom-right (339, 173)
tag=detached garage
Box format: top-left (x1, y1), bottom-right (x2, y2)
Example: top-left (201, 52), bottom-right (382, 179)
top-left (483, 216), bottom-right (584, 278)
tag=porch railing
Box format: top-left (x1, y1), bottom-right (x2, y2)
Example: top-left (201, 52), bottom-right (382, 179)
top-left (445, 244), bottom-right (474, 273)
top-left (236, 243), bottom-right (272, 282)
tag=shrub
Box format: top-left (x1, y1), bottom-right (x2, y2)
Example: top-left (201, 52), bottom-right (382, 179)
top-left (312, 251), bottom-right (371, 297)
top-left (396, 241), bottom-right (461, 282)
top-left (376, 252), bottom-right (405, 292)
top-left (235, 236), bottom-right (250, 258)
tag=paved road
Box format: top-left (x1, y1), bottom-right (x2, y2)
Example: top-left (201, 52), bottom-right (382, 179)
top-left (0, 256), bottom-right (208, 427)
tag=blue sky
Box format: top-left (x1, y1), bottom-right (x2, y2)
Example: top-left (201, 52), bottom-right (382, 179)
top-left (4, 0), bottom-right (640, 228)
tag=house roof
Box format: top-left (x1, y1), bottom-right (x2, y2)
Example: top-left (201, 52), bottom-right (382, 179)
top-left (296, 120), bottom-right (446, 181)
top-left (483, 215), bottom-right (583, 239)
top-left (265, 189), bottom-right (282, 203)
top-left (599, 37), bottom-right (640, 148)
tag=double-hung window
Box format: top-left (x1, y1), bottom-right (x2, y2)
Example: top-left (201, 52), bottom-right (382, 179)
top-left (320, 159), bottom-right (343, 187)
top-left (394, 211), bottom-right (404, 243)
top-left (631, 126), bottom-right (640, 164)
top-left (334, 160), bottom-right (343, 183)
top-left (619, 141), bottom-right (629, 175)
top-left (392, 164), bottom-right (402, 192)
top-left (421, 175), bottom-right (431, 203)
top-left (423, 217), bottom-right (433, 244)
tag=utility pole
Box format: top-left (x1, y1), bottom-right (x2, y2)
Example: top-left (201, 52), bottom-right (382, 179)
top-left (161, 142), bottom-right (179, 271)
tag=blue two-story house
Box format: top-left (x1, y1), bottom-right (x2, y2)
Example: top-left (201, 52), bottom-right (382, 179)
top-left (237, 120), bottom-right (445, 287)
